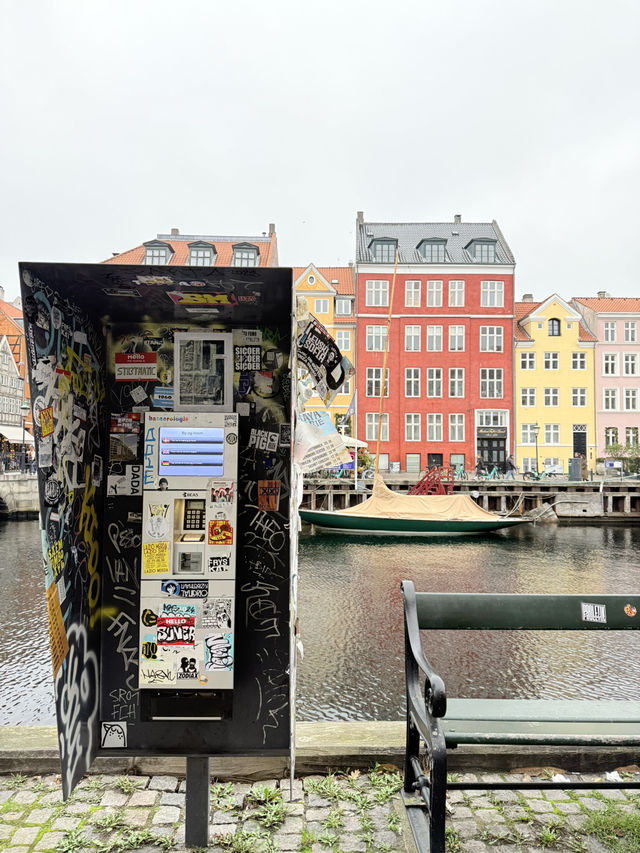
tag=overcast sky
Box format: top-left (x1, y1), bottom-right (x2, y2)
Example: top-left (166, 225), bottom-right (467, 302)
top-left (1, 0), bottom-right (638, 304)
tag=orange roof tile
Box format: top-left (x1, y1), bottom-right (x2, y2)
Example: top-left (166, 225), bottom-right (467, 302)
top-left (514, 300), bottom-right (596, 342)
top-left (293, 266), bottom-right (354, 295)
top-left (104, 234), bottom-right (276, 268)
top-left (573, 297), bottom-right (640, 313)
top-left (0, 300), bottom-right (23, 320)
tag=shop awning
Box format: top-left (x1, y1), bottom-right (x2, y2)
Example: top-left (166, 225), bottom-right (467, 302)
top-left (0, 426), bottom-right (35, 444)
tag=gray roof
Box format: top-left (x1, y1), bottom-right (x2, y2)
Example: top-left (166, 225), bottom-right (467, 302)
top-left (356, 220), bottom-right (514, 265)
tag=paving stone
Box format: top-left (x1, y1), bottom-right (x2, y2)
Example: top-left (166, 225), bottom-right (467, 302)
top-left (271, 833), bottom-right (302, 850)
top-left (543, 788), bottom-right (571, 800)
top-left (10, 827), bottom-right (40, 845)
top-left (278, 815), bottom-right (304, 834)
top-left (450, 804), bottom-right (473, 819)
top-left (148, 776), bottom-right (179, 792)
top-left (454, 841), bottom-right (492, 852)
top-left (158, 791), bottom-right (186, 809)
top-left (456, 819), bottom-right (480, 839)
top-left (2, 812), bottom-right (25, 822)
top-left (0, 826), bottom-right (13, 840)
top-left (501, 805), bottom-right (528, 820)
top-left (2, 847), bottom-right (30, 853)
top-left (578, 796), bottom-right (607, 811)
top-left (474, 808), bottom-right (506, 823)
top-left (337, 838), bottom-right (367, 852)
top-left (307, 794), bottom-right (331, 808)
top-left (598, 788), bottom-right (629, 800)
top-left (492, 789), bottom-right (519, 802)
top-left (210, 822), bottom-right (239, 835)
top-left (12, 791), bottom-right (38, 804)
top-left (447, 789), bottom-right (466, 803)
top-left (51, 817), bottom-right (82, 830)
top-left (130, 790), bottom-right (160, 806)
top-left (152, 806), bottom-right (182, 824)
top-left (528, 798), bottom-right (555, 813)
top-left (34, 831), bottom-right (66, 850)
top-left (100, 790), bottom-right (128, 807)
top-left (122, 808), bottom-right (151, 826)
top-left (210, 809), bottom-right (237, 825)
top-left (66, 789), bottom-right (96, 802)
top-left (374, 828), bottom-right (402, 846)
top-left (0, 791), bottom-right (12, 804)
top-left (25, 807), bottom-right (55, 822)
top-left (554, 800), bottom-right (581, 813)
top-left (565, 813), bottom-right (589, 830)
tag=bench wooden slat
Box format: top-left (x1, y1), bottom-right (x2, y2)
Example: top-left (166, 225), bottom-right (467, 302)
top-left (415, 593), bottom-right (640, 630)
top-left (446, 698), bottom-right (640, 723)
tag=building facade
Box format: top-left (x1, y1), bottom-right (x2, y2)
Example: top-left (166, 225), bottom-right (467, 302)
top-left (514, 295), bottom-right (596, 474)
top-left (294, 265), bottom-right (355, 429)
top-left (572, 295), bottom-right (640, 456)
top-left (355, 213), bottom-right (515, 473)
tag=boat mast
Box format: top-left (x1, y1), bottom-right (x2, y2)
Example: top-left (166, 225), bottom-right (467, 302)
top-left (374, 247), bottom-right (399, 475)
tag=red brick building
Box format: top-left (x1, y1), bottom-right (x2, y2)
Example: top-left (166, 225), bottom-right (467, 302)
top-left (355, 213), bottom-right (515, 473)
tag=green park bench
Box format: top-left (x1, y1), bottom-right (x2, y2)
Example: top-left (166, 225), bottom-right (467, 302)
top-left (401, 580), bottom-right (640, 853)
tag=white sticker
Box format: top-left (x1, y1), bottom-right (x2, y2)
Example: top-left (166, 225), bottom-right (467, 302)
top-left (235, 402), bottom-right (250, 417)
top-left (581, 602), bottom-right (607, 623)
top-left (100, 722), bottom-right (127, 748)
top-left (130, 385), bottom-right (148, 403)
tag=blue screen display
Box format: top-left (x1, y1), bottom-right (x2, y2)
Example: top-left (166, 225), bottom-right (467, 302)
top-left (158, 427), bottom-right (225, 477)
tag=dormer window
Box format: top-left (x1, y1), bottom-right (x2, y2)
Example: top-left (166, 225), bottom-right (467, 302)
top-left (417, 240), bottom-right (446, 263)
top-left (466, 240), bottom-right (496, 263)
top-left (548, 318), bottom-right (561, 336)
top-left (232, 243), bottom-right (259, 267)
top-left (188, 241), bottom-right (216, 267)
top-left (143, 240), bottom-right (173, 265)
top-left (370, 239), bottom-right (397, 263)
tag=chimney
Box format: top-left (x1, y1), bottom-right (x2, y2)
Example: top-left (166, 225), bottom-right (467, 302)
top-left (597, 290), bottom-right (609, 298)
top-left (357, 211), bottom-right (364, 225)
top-left (268, 223), bottom-right (276, 236)
top-left (522, 293), bottom-right (534, 302)
top-left (170, 227), bottom-right (180, 236)
top-left (454, 214), bottom-right (461, 224)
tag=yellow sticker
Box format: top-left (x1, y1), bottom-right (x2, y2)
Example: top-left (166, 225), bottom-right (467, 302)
top-left (46, 582), bottom-right (69, 678)
top-left (142, 541), bottom-right (170, 574)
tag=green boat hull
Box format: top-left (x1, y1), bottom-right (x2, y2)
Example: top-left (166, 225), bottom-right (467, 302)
top-left (299, 508), bottom-right (529, 536)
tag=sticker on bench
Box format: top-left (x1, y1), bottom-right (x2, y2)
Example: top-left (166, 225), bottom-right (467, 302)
top-left (581, 602), bottom-right (607, 623)
top-left (624, 604), bottom-right (637, 618)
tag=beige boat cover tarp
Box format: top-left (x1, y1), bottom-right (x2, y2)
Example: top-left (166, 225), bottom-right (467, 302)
top-left (337, 475), bottom-right (501, 521)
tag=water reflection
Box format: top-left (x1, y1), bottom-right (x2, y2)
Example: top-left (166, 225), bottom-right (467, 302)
top-left (1, 520), bottom-right (639, 725)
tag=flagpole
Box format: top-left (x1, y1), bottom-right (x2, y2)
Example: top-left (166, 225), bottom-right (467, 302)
top-left (353, 392), bottom-right (359, 489)
top-left (375, 248), bottom-right (399, 475)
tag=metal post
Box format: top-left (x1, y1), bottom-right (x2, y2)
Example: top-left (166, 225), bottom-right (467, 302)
top-left (185, 757), bottom-right (209, 847)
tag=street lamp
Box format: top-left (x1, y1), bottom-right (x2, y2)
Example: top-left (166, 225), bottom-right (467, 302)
top-left (20, 399), bottom-right (30, 473)
top-left (532, 422), bottom-right (540, 475)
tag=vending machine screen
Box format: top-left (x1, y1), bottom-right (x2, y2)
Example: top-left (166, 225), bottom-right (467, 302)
top-left (158, 427), bottom-right (225, 478)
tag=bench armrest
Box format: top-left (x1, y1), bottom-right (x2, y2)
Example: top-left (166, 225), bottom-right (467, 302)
top-left (402, 580), bottom-right (447, 717)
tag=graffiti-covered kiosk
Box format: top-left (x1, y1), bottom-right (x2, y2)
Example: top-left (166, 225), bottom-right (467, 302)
top-left (20, 263), bottom-right (294, 838)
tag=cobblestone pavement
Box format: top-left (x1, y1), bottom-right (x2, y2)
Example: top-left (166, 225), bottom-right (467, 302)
top-left (0, 767), bottom-right (639, 853)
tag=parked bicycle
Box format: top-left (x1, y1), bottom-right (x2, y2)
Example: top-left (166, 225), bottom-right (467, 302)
top-left (478, 465), bottom-right (503, 480)
top-left (454, 465), bottom-right (468, 480)
top-left (522, 468), bottom-right (564, 481)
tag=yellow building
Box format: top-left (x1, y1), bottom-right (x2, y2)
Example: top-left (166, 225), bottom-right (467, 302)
top-left (294, 264), bottom-right (355, 431)
top-left (514, 294), bottom-right (596, 475)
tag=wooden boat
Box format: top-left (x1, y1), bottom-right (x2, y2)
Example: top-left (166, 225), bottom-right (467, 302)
top-left (299, 474), bottom-right (529, 536)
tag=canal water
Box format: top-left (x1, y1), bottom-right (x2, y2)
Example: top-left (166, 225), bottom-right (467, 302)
top-left (1, 520), bottom-right (639, 725)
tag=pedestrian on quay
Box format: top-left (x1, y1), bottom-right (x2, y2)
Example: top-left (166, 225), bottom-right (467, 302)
top-left (581, 453), bottom-right (589, 481)
top-left (475, 457), bottom-right (487, 478)
top-left (505, 454), bottom-right (517, 480)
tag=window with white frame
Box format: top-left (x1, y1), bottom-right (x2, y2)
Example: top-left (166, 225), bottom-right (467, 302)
top-left (603, 353), bottom-right (618, 375)
top-left (548, 318), bottom-right (561, 336)
top-left (449, 367), bottom-right (464, 397)
top-left (335, 298), bottom-right (352, 316)
top-left (427, 325), bottom-right (443, 351)
top-left (478, 410), bottom-right (507, 426)
top-left (521, 424), bottom-right (538, 444)
top-left (572, 388), bottom-right (587, 406)
top-left (543, 457), bottom-right (561, 470)
top-left (366, 368), bottom-right (389, 397)
top-left (449, 413), bottom-right (464, 442)
top-left (405, 368), bottom-right (420, 397)
top-left (366, 325), bottom-right (387, 351)
top-left (427, 368), bottom-right (442, 397)
top-left (405, 280), bottom-right (421, 307)
top-left (520, 352), bottom-right (536, 370)
top-left (406, 453), bottom-right (421, 472)
top-left (188, 246), bottom-right (215, 266)
top-left (624, 322), bottom-right (637, 343)
top-left (604, 388), bottom-right (618, 410)
top-left (427, 280), bottom-right (443, 307)
top-left (521, 388), bottom-right (536, 406)
top-left (623, 353), bottom-right (638, 375)
top-left (544, 352), bottom-right (559, 370)
top-left (314, 298), bottom-right (329, 314)
top-left (371, 240), bottom-right (397, 263)
top-left (480, 368), bottom-right (503, 398)
top-left (448, 280), bottom-right (465, 307)
top-left (521, 457), bottom-right (537, 473)
top-left (544, 387), bottom-right (559, 407)
top-left (448, 325), bottom-right (465, 351)
top-left (604, 322), bottom-right (616, 342)
top-left (365, 280), bottom-right (389, 306)
top-left (626, 427), bottom-right (639, 445)
top-left (405, 413), bottom-right (421, 441)
top-left (404, 325), bottom-right (421, 352)
top-left (419, 241), bottom-right (446, 262)
top-left (427, 413), bottom-right (443, 442)
top-left (545, 424), bottom-right (560, 444)
top-left (232, 246), bottom-right (258, 266)
top-left (624, 388), bottom-right (638, 410)
top-left (335, 330), bottom-right (351, 352)
top-left (366, 413), bottom-right (388, 441)
top-left (338, 377), bottom-right (351, 395)
top-left (480, 280), bottom-right (504, 307)
top-left (480, 326), bottom-right (503, 352)
top-left (571, 352), bottom-right (586, 370)
top-left (144, 245), bottom-right (170, 264)
top-left (604, 427), bottom-right (618, 446)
